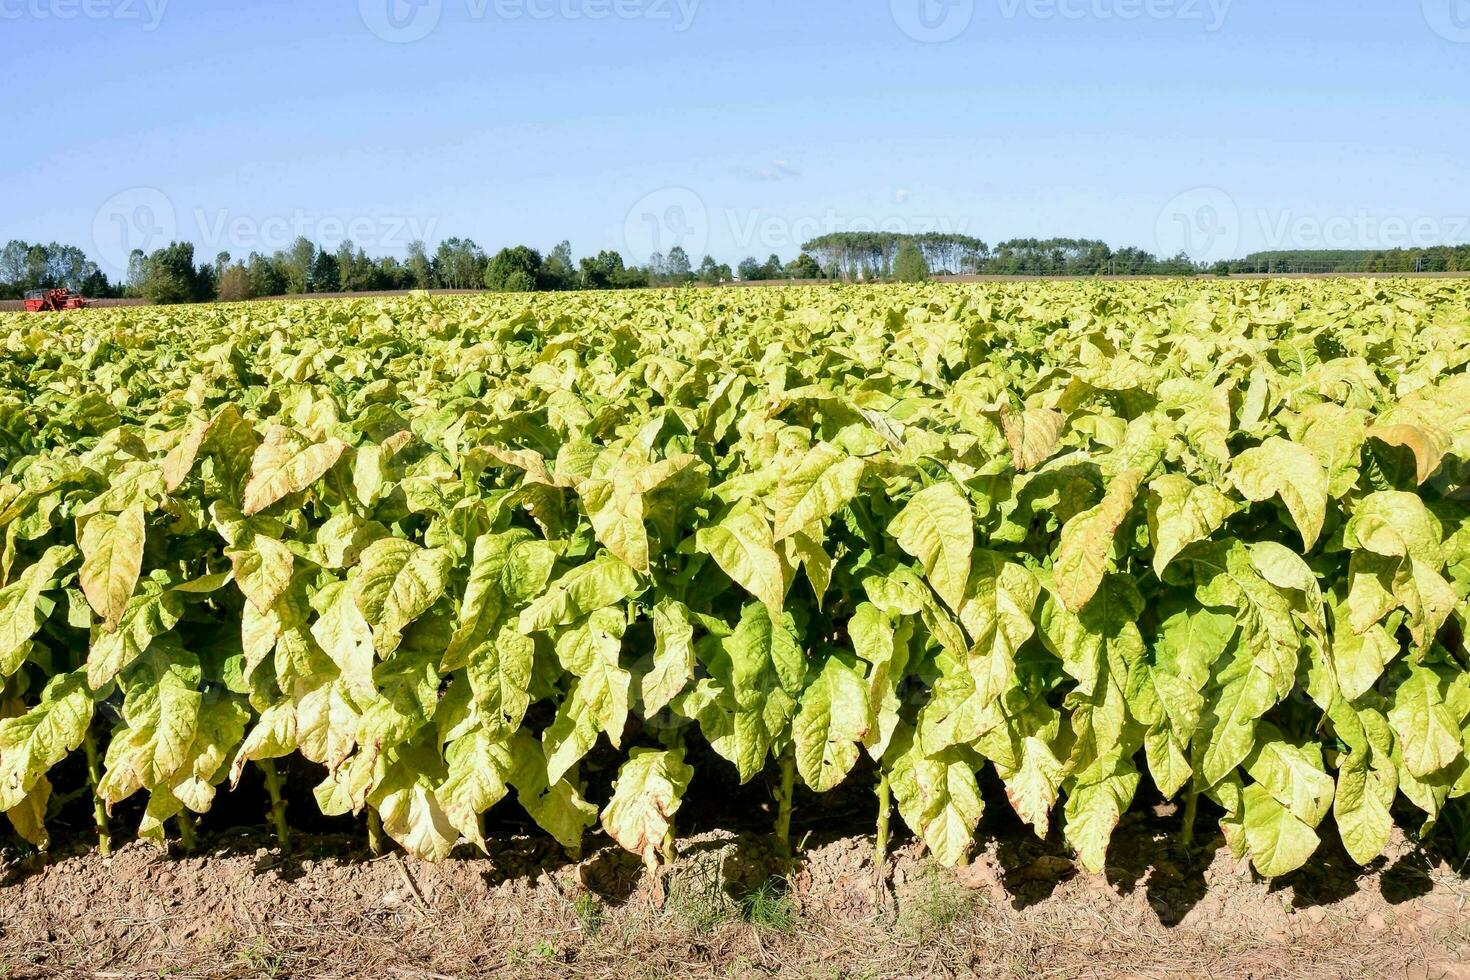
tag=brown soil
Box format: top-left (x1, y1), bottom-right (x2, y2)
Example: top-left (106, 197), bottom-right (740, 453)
top-left (2, 811), bottom-right (1466, 980)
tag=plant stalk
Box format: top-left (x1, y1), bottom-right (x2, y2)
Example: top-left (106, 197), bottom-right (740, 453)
top-left (83, 727), bottom-right (111, 857)
top-left (1180, 782), bottom-right (1200, 852)
top-left (259, 759), bottom-right (290, 854)
top-left (875, 769), bottom-right (891, 868)
top-left (775, 746), bottom-right (796, 863)
top-left (368, 808), bottom-right (387, 857)
top-left (176, 811), bottom-right (197, 854)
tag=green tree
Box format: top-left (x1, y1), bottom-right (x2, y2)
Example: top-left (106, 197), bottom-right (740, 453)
top-left (894, 241), bottom-right (929, 282)
top-left (434, 238), bottom-right (487, 289)
top-left (540, 240), bottom-right (577, 290)
top-left (247, 253), bottom-right (287, 297)
top-left (484, 245), bottom-right (544, 292)
top-left (785, 253), bottom-right (823, 280)
top-left (309, 250), bottom-right (341, 292)
top-left (697, 255), bottom-right (731, 285)
top-left (282, 237), bottom-right (316, 294)
top-left (405, 241), bottom-right (433, 289)
top-left (580, 250), bottom-right (627, 289)
top-left (138, 242), bottom-right (203, 305)
top-left (665, 246), bottom-right (694, 283)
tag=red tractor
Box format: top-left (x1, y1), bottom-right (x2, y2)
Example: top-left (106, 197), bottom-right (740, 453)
top-left (23, 288), bottom-right (88, 312)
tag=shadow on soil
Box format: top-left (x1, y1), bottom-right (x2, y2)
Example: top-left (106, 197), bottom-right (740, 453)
top-left (4, 748), bottom-right (1467, 935)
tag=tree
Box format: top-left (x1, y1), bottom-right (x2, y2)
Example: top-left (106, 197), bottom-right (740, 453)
top-left (434, 238), bottom-right (487, 289)
top-left (697, 255), bottom-right (732, 285)
top-left (310, 250), bottom-right (341, 292)
top-left (247, 253), bottom-right (287, 298)
top-left (138, 242), bottom-right (202, 305)
top-left (282, 237), bottom-right (316, 294)
top-left (405, 241), bottom-right (433, 289)
top-left (665, 246), bottom-right (694, 283)
top-left (737, 257), bottom-right (765, 281)
top-left (541, 240), bottom-right (577, 291)
top-left (484, 245), bottom-right (544, 292)
top-left (785, 253), bottom-right (823, 280)
top-left (217, 263), bottom-right (253, 302)
top-left (377, 256), bottom-right (412, 290)
top-left (0, 241), bottom-right (25, 291)
top-left (194, 260), bottom-right (217, 301)
top-left (894, 241), bottom-right (929, 282)
top-left (125, 249), bottom-right (147, 296)
top-left (336, 241), bottom-right (382, 292)
top-left (0, 240), bottom-right (117, 298)
top-left (580, 250), bottom-right (647, 290)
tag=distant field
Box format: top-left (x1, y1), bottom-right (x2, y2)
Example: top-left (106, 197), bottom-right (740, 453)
top-left (6, 269), bottom-right (1467, 312)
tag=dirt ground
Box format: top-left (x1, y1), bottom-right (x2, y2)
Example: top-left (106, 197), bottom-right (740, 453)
top-left (1, 804), bottom-right (1467, 980)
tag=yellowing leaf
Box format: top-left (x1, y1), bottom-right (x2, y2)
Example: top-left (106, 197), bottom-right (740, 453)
top-left (1002, 407), bottom-right (1066, 472)
top-left (888, 729), bottom-right (983, 867)
top-left (0, 673), bottom-right (94, 811)
top-left (242, 425), bottom-right (347, 516)
top-left (518, 554), bottom-right (642, 634)
top-left (1388, 667), bottom-right (1463, 779)
top-left (1334, 752), bottom-right (1396, 866)
top-left (79, 504), bottom-right (147, 632)
top-left (1229, 438), bottom-right (1328, 550)
top-left (695, 504), bottom-right (786, 619)
top-left (353, 538), bottom-right (453, 655)
top-left (600, 746), bottom-right (693, 868)
top-left (772, 442), bottom-right (865, 541)
top-left (1055, 469), bottom-right (1145, 612)
top-left (0, 547), bottom-right (77, 676)
top-left (1242, 782), bottom-right (1319, 877)
top-left (641, 599), bottom-right (695, 717)
top-left (437, 728), bottom-right (515, 850)
top-left (1147, 474), bottom-right (1237, 577)
top-left (793, 655), bottom-right (868, 792)
top-left (889, 482), bottom-right (972, 613)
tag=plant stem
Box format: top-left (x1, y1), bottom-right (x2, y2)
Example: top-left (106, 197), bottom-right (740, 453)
top-left (1180, 782), bottom-right (1200, 852)
top-left (177, 811), bottom-right (197, 854)
top-left (259, 759), bottom-right (290, 854)
top-left (82, 727), bottom-right (110, 857)
top-left (368, 808), bottom-right (387, 857)
top-left (875, 769), bottom-right (891, 868)
top-left (775, 746), bottom-right (796, 863)
top-left (662, 822), bottom-right (677, 866)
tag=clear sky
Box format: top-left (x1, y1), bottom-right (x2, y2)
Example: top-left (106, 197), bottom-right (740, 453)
top-left (3, 0), bottom-right (1468, 278)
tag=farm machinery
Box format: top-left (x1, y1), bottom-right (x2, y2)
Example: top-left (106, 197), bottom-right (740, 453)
top-left (23, 288), bottom-right (88, 312)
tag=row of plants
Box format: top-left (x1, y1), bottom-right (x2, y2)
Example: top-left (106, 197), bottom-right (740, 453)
top-left (0, 279), bottom-right (1466, 878)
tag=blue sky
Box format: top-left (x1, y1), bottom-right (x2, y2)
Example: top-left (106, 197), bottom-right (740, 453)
top-left (3, 0), bottom-right (1468, 277)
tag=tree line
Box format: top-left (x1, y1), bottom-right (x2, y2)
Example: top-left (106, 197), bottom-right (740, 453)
top-left (6, 233), bottom-right (1469, 306)
top-left (1217, 246), bottom-right (1470, 275)
top-left (0, 241), bottom-right (124, 300)
top-left (801, 233), bottom-right (1204, 278)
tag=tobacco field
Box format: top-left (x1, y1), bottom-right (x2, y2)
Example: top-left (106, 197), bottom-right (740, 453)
top-left (0, 279), bottom-right (1467, 882)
